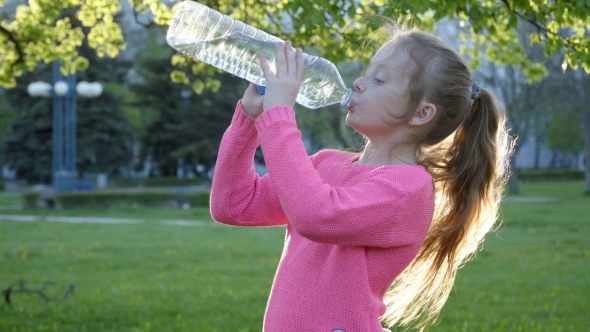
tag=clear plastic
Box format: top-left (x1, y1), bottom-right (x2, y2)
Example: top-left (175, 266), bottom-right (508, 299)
top-left (166, 1), bottom-right (352, 109)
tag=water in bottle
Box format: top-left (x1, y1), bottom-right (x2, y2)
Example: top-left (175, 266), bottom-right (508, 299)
top-left (166, 1), bottom-right (353, 109)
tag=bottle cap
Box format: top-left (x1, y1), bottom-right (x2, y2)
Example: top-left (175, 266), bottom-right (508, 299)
top-left (257, 85), bottom-right (266, 95)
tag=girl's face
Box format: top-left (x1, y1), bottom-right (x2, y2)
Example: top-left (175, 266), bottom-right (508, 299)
top-left (346, 42), bottom-right (415, 140)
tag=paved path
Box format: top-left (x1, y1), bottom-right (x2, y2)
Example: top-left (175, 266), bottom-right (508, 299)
top-left (0, 214), bottom-right (214, 226)
top-left (0, 196), bottom-right (559, 226)
top-left (502, 196), bottom-right (559, 203)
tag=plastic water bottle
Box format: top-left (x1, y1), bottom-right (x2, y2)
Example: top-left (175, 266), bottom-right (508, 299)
top-left (166, 1), bottom-right (353, 109)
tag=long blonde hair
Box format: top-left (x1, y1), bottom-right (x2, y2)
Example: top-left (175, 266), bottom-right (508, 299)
top-left (380, 30), bottom-right (514, 329)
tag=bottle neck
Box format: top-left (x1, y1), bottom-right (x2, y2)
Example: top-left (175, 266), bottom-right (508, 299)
top-left (340, 88), bottom-right (353, 107)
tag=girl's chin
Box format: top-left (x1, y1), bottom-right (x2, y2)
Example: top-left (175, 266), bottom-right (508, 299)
top-left (345, 118), bottom-right (362, 133)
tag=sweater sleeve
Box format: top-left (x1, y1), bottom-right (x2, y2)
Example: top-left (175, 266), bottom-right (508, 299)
top-left (255, 106), bottom-right (434, 248)
top-left (209, 101), bottom-right (288, 227)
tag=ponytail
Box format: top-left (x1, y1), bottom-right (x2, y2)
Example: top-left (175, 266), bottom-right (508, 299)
top-left (382, 88), bottom-right (514, 329)
top-left (377, 29), bottom-right (515, 329)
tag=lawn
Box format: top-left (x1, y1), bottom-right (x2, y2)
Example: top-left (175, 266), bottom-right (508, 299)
top-left (0, 193), bottom-right (21, 206)
top-left (0, 181), bottom-right (588, 331)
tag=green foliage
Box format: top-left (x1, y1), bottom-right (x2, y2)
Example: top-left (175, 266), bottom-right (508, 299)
top-left (517, 168), bottom-right (585, 182)
top-left (22, 191), bottom-right (41, 209)
top-left (75, 91), bottom-right (134, 177)
top-left (0, 69), bottom-right (54, 183)
top-left (0, 16), bottom-right (134, 183)
top-left (129, 54), bottom-right (190, 176)
top-left (57, 191), bottom-right (210, 209)
top-left (130, 51), bottom-right (240, 177)
top-left (1, 0), bottom-right (589, 88)
top-left (105, 82), bottom-right (144, 136)
top-left (0, 0), bottom-right (125, 87)
top-left (0, 90), bottom-right (17, 141)
top-left (0, 46), bottom-right (134, 183)
top-left (546, 110), bottom-right (584, 154)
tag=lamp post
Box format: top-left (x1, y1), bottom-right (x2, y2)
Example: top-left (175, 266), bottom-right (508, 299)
top-left (177, 89), bottom-right (192, 178)
top-left (27, 62), bottom-right (103, 192)
top-left (180, 88), bottom-right (191, 106)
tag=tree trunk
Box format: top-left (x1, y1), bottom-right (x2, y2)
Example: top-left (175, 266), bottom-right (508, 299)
top-left (584, 111), bottom-right (590, 194)
top-left (534, 134), bottom-right (541, 169)
top-left (509, 153), bottom-right (520, 194)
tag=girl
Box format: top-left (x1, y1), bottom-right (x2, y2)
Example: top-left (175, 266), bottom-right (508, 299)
top-left (210, 29), bottom-right (513, 331)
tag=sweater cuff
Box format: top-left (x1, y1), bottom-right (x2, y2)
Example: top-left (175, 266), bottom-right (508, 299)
top-left (255, 105), bottom-right (297, 130)
top-left (231, 100), bottom-right (258, 137)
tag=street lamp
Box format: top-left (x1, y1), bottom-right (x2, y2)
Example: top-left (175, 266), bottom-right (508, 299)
top-left (27, 62), bottom-right (102, 192)
top-left (180, 88), bottom-right (191, 106)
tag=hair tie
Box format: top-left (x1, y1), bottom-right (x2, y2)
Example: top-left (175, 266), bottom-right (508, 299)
top-left (471, 82), bottom-right (481, 100)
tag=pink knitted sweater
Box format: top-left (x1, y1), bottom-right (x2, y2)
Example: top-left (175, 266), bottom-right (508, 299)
top-left (210, 101), bottom-right (434, 332)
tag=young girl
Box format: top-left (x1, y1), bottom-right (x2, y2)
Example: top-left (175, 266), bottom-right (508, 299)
top-left (210, 29), bottom-right (512, 331)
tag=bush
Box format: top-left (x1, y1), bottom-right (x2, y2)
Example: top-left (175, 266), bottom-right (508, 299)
top-left (0, 181), bottom-right (4, 191)
top-left (22, 191), bottom-right (41, 209)
top-left (112, 176), bottom-right (202, 188)
top-left (517, 169), bottom-right (585, 182)
top-left (57, 191), bottom-right (210, 209)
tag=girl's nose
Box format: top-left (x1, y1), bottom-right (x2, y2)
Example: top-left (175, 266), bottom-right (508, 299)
top-left (353, 77), bottom-right (364, 93)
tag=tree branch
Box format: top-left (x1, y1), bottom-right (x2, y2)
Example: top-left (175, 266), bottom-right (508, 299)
top-left (498, 0), bottom-right (587, 55)
top-left (253, 0), bottom-right (284, 32)
top-left (2, 280), bottom-right (76, 306)
top-left (132, 8), bottom-right (157, 28)
top-left (0, 23), bottom-right (25, 69)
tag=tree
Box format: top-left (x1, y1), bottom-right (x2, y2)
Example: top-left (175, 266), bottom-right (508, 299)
top-left (2, 0), bottom-right (589, 188)
top-left (0, 72), bottom-right (53, 183)
top-left (0, 46), bottom-right (135, 183)
top-left (476, 18), bottom-right (588, 194)
top-left (546, 111), bottom-right (584, 154)
top-left (129, 49), bottom-right (241, 177)
top-left (166, 73), bottom-right (245, 177)
top-left (0, 89), bottom-right (17, 147)
top-left (1, 0), bottom-right (589, 89)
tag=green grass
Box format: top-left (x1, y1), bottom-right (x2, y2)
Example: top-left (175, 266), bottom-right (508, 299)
top-left (1, 181), bottom-right (589, 331)
top-left (0, 219), bottom-right (284, 331)
top-left (0, 193), bottom-right (21, 206)
top-left (436, 193), bottom-right (589, 331)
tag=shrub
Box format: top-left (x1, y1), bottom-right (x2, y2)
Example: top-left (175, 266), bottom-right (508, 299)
top-left (517, 169), bottom-right (585, 182)
top-left (179, 192), bottom-right (210, 207)
top-left (112, 176), bottom-right (202, 188)
top-left (57, 191), bottom-right (210, 209)
top-left (22, 191), bottom-right (41, 209)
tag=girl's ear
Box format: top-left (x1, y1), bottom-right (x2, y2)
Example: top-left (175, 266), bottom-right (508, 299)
top-left (409, 102), bottom-right (437, 127)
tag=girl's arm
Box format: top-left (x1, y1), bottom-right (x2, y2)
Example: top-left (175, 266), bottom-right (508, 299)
top-left (255, 106), bottom-right (434, 247)
top-left (209, 100), bottom-right (288, 227)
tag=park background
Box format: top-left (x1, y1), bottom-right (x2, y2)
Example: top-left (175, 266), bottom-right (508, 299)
top-left (0, 0), bottom-right (589, 331)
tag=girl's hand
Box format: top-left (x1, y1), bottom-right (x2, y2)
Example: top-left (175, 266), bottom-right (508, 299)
top-left (259, 40), bottom-right (304, 111)
top-left (242, 83), bottom-right (264, 119)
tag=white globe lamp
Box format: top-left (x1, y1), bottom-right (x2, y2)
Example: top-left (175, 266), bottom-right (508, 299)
top-left (53, 81), bottom-right (69, 96)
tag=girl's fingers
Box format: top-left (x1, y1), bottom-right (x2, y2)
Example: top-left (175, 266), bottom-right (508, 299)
top-left (285, 41), bottom-right (296, 76)
top-left (275, 42), bottom-right (286, 77)
top-left (295, 48), bottom-right (304, 82)
top-left (259, 54), bottom-right (272, 79)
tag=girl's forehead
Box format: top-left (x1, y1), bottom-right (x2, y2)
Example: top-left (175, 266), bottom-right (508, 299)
top-left (371, 42), bottom-right (410, 68)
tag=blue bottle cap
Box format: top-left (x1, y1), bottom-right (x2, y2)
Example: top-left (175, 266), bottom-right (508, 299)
top-left (256, 85), bottom-right (266, 95)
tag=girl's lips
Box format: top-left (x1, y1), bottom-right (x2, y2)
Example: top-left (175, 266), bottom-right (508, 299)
top-left (347, 101), bottom-right (356, 111)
